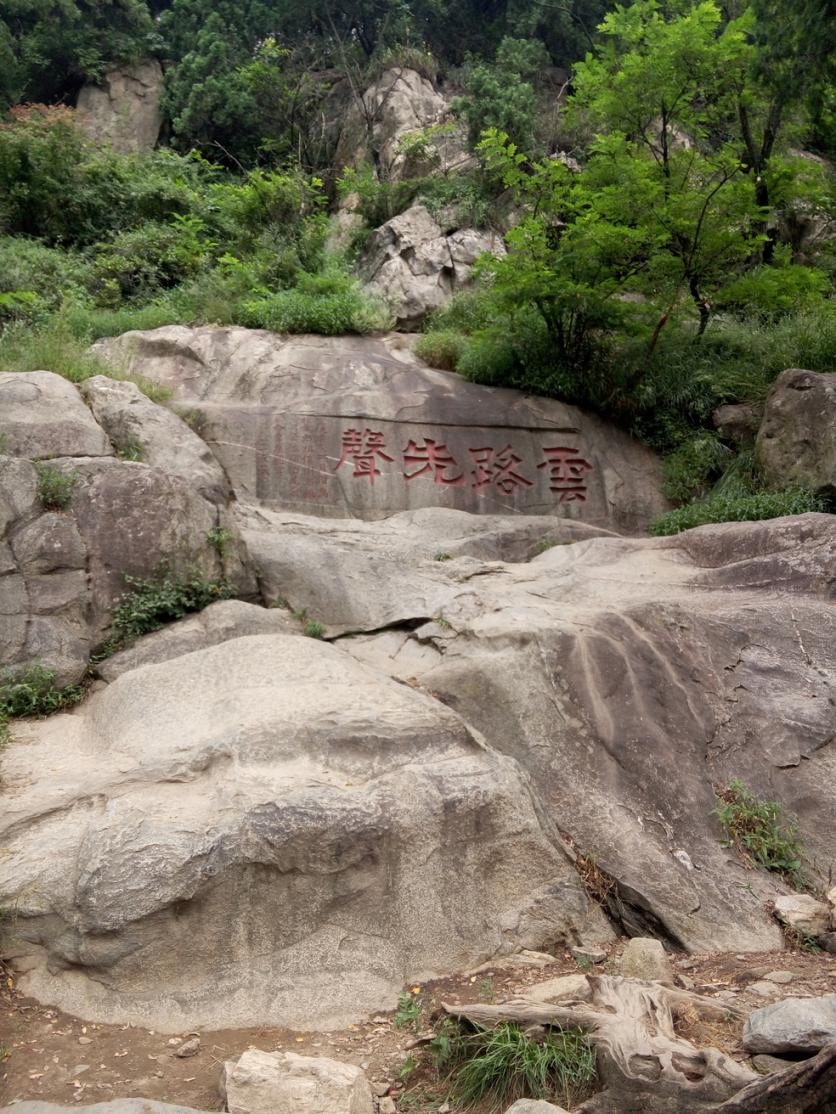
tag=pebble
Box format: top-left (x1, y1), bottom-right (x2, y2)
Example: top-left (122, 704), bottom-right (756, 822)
top-left (571, 945), bottom-right (606, 964)
top-left (749, 980), bottom-right (781, 998)
top-left (765, 970), bottom-right (796, 985)
top-left (379, 1100), bottom-right (397, 1114)
top-left (174, 1037), bottom-right (201, 1058)
top-left (77, 1037), bottom-right (93, 1045)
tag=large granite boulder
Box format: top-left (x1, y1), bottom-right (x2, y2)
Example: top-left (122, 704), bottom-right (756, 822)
top-left (91, 327), bottom-right (668, 534)
top-left (0, 632), bottom-right (611, 1031)
top-left (742, 995), bottom-right (836, 1055)
top-left (75, 60), bottom-right (163, 154)
top-left (360, 203), bottom-right (505, 328)
top-left (334, 67), bottom-right (472, 181)
top-left (756, 368), bottom-right (836, 497)
top-left (336, 513), bottom-right (836, 952)
top-left (0, 371), bottom-right (252, 683)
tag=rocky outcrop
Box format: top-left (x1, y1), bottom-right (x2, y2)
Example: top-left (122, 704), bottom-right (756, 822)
top-left (222, 1049), bottom-right (374, 1114)
top-left (0, 1105), bottom-right (213, 1114)
top-left (334, 67), bottom-right (472, 182)
top-left (0, 631), bottom-right (611, 1030)
top-left (90, 327), bottom-right (668, 534)
top-left (75, 61), bottom-right (163, 154)
top-left (0, 371), bottom-right (252, 683)
top-left (756, 368), bottom-right (836, 497)
top-left (335, 513), bottom-right (836, 952)
top-left (360, 203), bottom-right (504, 328)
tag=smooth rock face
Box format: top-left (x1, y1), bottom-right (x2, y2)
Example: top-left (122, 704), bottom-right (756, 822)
top-left (743, 995), bottom-right (836, 1054)
top-left (360, 203), bottom-right (504, 327)
top-left (76, 60), bottom-right (163, 154)
top-left (0, 1104), bottom-right (213, 1114)
top-left (0, 633), bottom-right (610, 1030)
top-left (91, 327), bottom-right (668, 534)
top-left (338, 514), bottom-right (836, 952)
top-left (223, 1049), bottom-right (374, 1114)
top-left (756, 368), bottom-right (836, 496)
top-left (0, 371), bottom-right (253, 683)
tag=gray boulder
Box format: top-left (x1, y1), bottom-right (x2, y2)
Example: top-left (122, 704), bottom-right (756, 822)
top-left (742, 995), bottom-right (836, 1055)
top-left (222, 1049), bottom-right (373, 1114)
top-left (0, 371), bottom-right (112, 459)
top-left (618, 938), bottom-right (674, 985)
top-left (80, 375), bottom-right (231, 504)
top-left (76, 60), bottom-right (163, 154)
top-left (0, 371), bottom-right (253, 683)
top-left (90, 327), bottom-right (668, 534)
top-left (360, 203), bottom-right (504, 328)
top-left (756, 368), bottom-right (836, 497)
top-left (334, 67), bottom-right (473, 182)
top-left (0, 632), bottom-right (611, 1031)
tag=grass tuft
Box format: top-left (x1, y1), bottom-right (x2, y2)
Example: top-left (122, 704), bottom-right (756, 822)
top-left (715, 778), bottom-right (805, 889)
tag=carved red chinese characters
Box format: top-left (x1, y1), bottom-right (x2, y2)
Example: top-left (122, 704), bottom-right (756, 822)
top-left (403, 437), bottom-right (464, 485)
top-left (470, 445), bottom-right (533, 493)
top-left (335, 427), bottom-right (394, 483)
top-left (537, 446), bottom-right (593, 501)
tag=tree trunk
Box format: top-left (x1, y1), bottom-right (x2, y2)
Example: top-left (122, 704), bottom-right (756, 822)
top-left (443, 974), bottom-right (755, 1114)
top-left (714, 1043), bottom-right (836, 1114)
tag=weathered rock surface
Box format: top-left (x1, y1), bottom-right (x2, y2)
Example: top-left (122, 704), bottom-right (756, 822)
top-left (0, 371), bottom-right (252, 683)
top-left (773, 894), bottom-right (832, 939)
top-left (90, 327), bottom-right (668, 533)
top-left (75, 60), bottom-right (163, 154)
top-left (239, 504), bottom-right (613, 635)
top-left (337, 513), bottom-right (836, 951)
top-left (0, 1104), bottom-right (213, 1114)
top-left (756, 368), bottom-right (836, 497)
top-left (80, 376), bottom-right (231, 504)
top-left (334, 67), bottom-right (472, 182)
top-left (223, 1049), bottom-right (374, 1114)
top-left (618, 937), bottom-right (674, 985)
top-left (0, 371), bottom-right (113, 460)
top-left (360, 203), bottom-right (504, 327)
top-left (0, 632), bottom-right (611, 1030)
top-left (743, 995), bottom-right (836, 1055)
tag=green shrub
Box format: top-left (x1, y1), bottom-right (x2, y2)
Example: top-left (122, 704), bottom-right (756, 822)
top-left (91, 216), bottom-right (211, 305)
top-left (455, 37), bottom-right (551, 151)
top-left (0, 663), bottom-right (84, 720)
top-left (395, 990), bottom-right (422, 1030)
top-left (337, 164), bottom-right (421, 227)
top-left (717, 260), bottom-right (830, 319)
top-left (35, 464), bottom-right (76, 510)
top-left (649, 488), bottom-right (828, 536)
top-left (242, 272), bottom-right (391, 335)
top-left (107, 570), bottom-right (232, 648)
top-left (303, 620), bottom-right (326, 639)
top-left (414, 329), bottom-right (468, 371)
top-left (715, 778), bottom-right (804, 889)
top-left (662, 433), bottom-right (733, 503)
top-left (0, 236), bottom-right (93, 311)
top-left (431, 1020), bottom-right (596, 1110)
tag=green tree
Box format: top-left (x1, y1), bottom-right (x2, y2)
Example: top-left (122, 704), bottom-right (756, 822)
top-left (0, 0), bottom-right (155, 108)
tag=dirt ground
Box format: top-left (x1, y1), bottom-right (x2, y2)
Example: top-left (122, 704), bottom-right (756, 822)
top-left (2, 942), bottom-right (835, 1112)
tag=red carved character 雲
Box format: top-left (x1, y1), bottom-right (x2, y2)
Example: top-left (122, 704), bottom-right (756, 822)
top-left (335, 427), bottom-right (394, 482)
top-left (402, 437), bottom-right (464, 485)
top-left (469, 445), bottom-right (533, 493)
top-left (537, 446), bottom-right (592, 502)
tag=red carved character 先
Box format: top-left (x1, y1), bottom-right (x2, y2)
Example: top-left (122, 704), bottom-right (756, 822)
top-left (537, 446), bottom-right (593, 501)
top-left (402, 437), bottom-right (464, 485)
top-left (335, 428), bottom-right (394, 482)
top-left (469, 445), bottom-right (533, 493)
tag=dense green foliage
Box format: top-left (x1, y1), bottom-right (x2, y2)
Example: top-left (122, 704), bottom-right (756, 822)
top-left (649, 488), bottom-right (827, 536)
top-left (0, 663), bottom-right (85, 746)
top-left (106, 569), bottom-right (232, 648)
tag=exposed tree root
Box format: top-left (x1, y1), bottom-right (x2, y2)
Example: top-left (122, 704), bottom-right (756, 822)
top-left (714, 1043), bottom-right (836, 1114)
top-left (443, 973), bottom-right (756, 1113)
